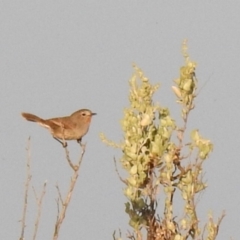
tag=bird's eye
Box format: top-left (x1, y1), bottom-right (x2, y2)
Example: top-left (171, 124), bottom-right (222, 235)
top-left (82, 113), bottom-right (86, 116)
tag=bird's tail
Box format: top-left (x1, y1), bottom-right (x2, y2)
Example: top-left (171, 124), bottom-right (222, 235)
top-left (21, 112), bottom-right (44, 123)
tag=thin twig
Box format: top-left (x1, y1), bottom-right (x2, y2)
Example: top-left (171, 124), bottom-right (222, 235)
top-left (55, 183), bottom-right (64, 205)
top-left (64, 146), bottom-right (77, 170)
top-left (215, 211), bottom-right (226, 236)
top-left (32, 186), bottom-right (37, 200)
top-left (114, 157), bottom-right (127, 185)
top-left (19, 137), bottom-right (32, 240)
top-left (55, 198), bottom-right (60, 226)
top-left (32, 181), bottom-right (47, 240)
top-left (78, 141), bottom-right (86, 166)
top-left (113, 229), bottom-right (122, 240)
top-left (53, 144), bottom-right (86, 239)
top-left (196, 72), bottom-right (213, 98)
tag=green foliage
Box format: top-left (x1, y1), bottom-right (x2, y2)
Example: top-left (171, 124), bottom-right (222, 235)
top-left (102, 41), bottom-right (224, 240)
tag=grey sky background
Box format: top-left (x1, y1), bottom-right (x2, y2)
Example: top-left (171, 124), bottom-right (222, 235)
top-left (0, 1), bottom-right (239, 239)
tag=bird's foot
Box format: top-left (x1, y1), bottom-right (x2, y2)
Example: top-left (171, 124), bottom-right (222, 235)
top-left (53, 137), bottom-right (68, 148)
top-left (77, 138), bottom-right (86, 148)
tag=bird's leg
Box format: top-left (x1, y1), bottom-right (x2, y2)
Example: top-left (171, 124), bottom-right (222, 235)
top-left (53, 137), bottom-right (68, 148)
top-left (77, 138), bottom-right (85, 148)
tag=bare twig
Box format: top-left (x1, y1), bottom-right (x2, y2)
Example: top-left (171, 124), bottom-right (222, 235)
top-left (64, 146), bottom-right (77, 171)
top-left (55, 183), bottom-right (64, 205)
top-left (32, 181), bottom-right (47, 240)
top-left (53, 144), bottom-right (86, 239)
top-left (78, 141), bottom-right (86, 166)
top-left (114, 157), bottom-right (127, 185)
top-left (55, 198), bottom-right (60, 224)
top-left (215, 211), bottom-right (226, 236)
top-left (113, 229), bottom-right (122, 240)
top-left (19, 137), bottom-right (32, 240)
top-left (126, 230), bottom-right (136, 240)
top-left (196, 72), bottom-right (213, 98)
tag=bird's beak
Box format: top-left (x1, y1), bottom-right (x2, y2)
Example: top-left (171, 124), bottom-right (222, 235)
top-left (91, 113), bottom-right (97, 116)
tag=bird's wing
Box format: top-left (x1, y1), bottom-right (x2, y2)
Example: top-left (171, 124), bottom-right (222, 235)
top-left (50, 118), bottom-right (76, 130)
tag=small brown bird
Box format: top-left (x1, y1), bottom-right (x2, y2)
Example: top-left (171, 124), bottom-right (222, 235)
top-left (21, 109), bottom-right (96, 147)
